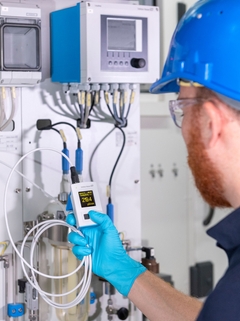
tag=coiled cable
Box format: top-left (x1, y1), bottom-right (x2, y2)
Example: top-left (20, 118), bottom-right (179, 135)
top-left (4, 147), bottom-right (92, 309)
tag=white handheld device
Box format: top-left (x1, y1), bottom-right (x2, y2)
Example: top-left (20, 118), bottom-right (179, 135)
top-left (70, 182), bottom-right (103, 227)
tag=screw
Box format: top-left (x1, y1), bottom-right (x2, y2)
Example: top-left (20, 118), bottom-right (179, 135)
top-left (149, 165), bottom-right (155, 178)
top-left (134, 180), bottom-right (140, 184)
top-left (15, 188), bottom-right (21, 194)
top-left (26, 187), bottom-right (31, 192)
top-left (88, 77), bottom-right (91, 82)
top-left (158, 166), bottom-right (163, 177)
top-left (172, 164), bottom-right (179, 177)
top-left (18, 308), bottom-right (23, 313)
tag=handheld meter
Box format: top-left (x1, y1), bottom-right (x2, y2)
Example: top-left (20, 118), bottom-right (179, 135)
top-left (70, 182), bottom-right (103, 227)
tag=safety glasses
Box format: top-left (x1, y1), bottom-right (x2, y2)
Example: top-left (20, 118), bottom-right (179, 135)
top-left (169, 98), bottom-right (206, 128)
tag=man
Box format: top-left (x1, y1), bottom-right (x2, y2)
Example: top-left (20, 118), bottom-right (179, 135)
top-left (67, 0), bottom-right (240, 320)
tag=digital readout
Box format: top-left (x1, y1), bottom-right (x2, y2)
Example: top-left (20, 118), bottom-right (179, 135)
top-left (78, 190), bottom-right (96, 208)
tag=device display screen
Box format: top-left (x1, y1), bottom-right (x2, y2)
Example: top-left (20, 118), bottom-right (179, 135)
top-left (78, 190), bottom-right (96, 208)
top-left (107, 18), bottom-right (136, 51)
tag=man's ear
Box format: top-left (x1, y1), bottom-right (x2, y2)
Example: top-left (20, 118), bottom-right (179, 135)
top-left (200, 101), bottom-right (223, 149)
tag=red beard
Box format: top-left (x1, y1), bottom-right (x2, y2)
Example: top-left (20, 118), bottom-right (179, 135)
top-left (187, 122), bottom-right (231, 208)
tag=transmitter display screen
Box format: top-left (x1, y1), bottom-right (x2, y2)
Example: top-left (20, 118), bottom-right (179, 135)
top-left (107, 18), bottom-right (136, 51)
top-left (78, 190), bottom-right (96, 208)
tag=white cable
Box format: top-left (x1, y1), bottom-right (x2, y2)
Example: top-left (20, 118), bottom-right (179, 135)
top-left (0, 88), bottom-right (5, 127)
top-left (0, 159), bottom-right (57, 200)
top-left (0, 87), bottom-right (16, 131)
top-left (4, 147), bottom-right (92, 309)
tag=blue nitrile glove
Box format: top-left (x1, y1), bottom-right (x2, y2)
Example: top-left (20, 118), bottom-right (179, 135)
top-left (66, 210), bottom-right (146, 296)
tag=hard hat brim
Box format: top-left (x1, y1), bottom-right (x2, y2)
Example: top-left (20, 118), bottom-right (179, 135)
top-left (149, 75), bottom-right (179, 94)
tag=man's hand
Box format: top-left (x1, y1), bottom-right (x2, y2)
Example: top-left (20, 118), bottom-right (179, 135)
top-left (66, 210), bottom-right (146, 296)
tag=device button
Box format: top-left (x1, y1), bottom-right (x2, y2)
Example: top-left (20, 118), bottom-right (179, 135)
top-left (84, 214), bottom-right (90, 220)
top-left (119, 61), bottom-right (123, 66)
top-left (108, 61), bottom-right (112, 66)
top-left (130, 58), bottom-right (146, 69)
top-left (125, 61), bottom-right (129, 66)
top-left (114, 61), bottom-right (118, 66)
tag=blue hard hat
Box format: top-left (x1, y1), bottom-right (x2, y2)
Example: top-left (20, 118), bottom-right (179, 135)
top-left (150, 0), bottom-right (240, 102)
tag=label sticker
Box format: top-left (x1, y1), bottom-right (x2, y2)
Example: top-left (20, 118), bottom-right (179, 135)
top-left (0, 135), bottom-right (18, 151)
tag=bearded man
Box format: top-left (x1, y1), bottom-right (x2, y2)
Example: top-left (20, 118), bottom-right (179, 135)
top-left (67, 0), bottom-right (240, 320)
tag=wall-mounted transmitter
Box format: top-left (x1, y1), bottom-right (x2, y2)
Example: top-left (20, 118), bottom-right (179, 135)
top-left (0, 3), bottom-right (41, 86)
top-left (50, 2), bottom-right (160, 84)
top-left (70, 182), bottom-right (103, 227)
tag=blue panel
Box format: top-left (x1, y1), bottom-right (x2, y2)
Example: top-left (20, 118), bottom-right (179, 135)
top-left (8, 303), bottom-right (25, 318)
top-left (50, 3), bottom-right (80, 83)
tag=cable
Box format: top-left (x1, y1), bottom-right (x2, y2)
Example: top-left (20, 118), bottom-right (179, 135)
top-left (89, 127), bottom-right (116, 181)
top-left (51, 127), bottom-right (60, 135)
top-left (0, 241), bottom-right (9, 256)
top-left (51, 121), bottom-right (76, 133)
top-left (0, 88), bottom-right (5, 128)
top-left (0, 159), bottom-right (56, 200)
top-left (4, 147), bottom-right (92, 309)
top-left (108, 126), bottom-right (126, 202)
top-left (203, 207), bottom-right (215, 226)
top-left (0, 87), bottom-right (16, 131)
top-left (88, 125), bottom-right (126, 203)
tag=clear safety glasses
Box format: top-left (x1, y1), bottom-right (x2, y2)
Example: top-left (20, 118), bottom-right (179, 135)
top-left (169, 98), bottom-right (206, 128)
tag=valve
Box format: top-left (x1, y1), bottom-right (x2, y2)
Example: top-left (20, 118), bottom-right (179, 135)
top-left (106, 299), bottom-right (129, 320)
top-left (117, 307), bottom-right (129, 320)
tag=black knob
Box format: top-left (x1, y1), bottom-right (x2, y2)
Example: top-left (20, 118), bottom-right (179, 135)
top-left (117, 307), bottom-right (129, 320)
top-left (130, 58), bottom-right (146, 69)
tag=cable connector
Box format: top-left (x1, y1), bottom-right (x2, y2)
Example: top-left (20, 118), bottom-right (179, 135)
top-left (79, 83), bottom-right (91, 92)
top-left (110, 83), bottom-right (119, 93)
top-left (62, 83), bottom-right (69, 93)
top-left (101, 83), bottom-right (110, 92)
top-left (104, 92), bottom-right (110, 105)
top-left (11, 87), bottom-right (16, 99)
top-left (86, 92), bottom-right (91, 108)
top-left (94, 91), bottom-right (100, 105)
top-left (59, 129), bottom-right (67, 143)
top-left (91, 84), bottom-right (100, 92)
top-left (36, 119), bottom-right (52, 130)
top-left (81, 91), bottom-right (86, 105)
top-left (130, 91), bottom-right (136, 104)
top-left (69, 83), bottom-right (80, 94)
top-left (106, 185), bottom-right (111, 198)
top-left (119, 83), bottom-right (129, 91)
top-left (75, 148), bottom-right (83, 175)
top-left (2, 87), bottom-right (6, 100)
top-left (70, 166), bottom-right (80, 184)
top-left (129, 84), bottom-right (137, 90)
top-left (62, 146), bottom-right (69, 175)
top-left (76, 127), bottom-right (82, 141)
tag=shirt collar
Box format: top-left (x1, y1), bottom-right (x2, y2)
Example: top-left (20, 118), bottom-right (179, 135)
top-left (207, 207), bottom-right (240, 251)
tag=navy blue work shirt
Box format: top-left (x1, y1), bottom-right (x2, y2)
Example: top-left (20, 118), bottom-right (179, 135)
top-left (196, 207), bottom-right (240, 321)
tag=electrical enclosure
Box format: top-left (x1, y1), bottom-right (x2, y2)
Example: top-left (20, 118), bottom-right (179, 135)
top-left (0, 3), bottom-right (41, 86)
top-left (50, 2), bottom-right (160, 84)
